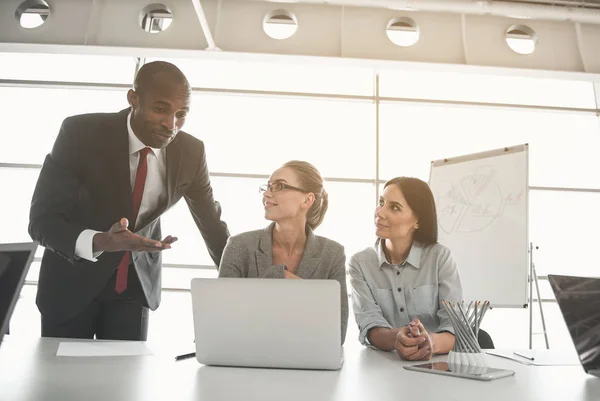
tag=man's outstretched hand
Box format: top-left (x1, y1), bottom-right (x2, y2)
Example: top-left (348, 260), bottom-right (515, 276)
top-left (93, 218), bottom-right (177, 253)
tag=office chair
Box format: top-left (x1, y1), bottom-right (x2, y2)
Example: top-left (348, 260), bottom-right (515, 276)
top-left (477, 329), bottom-right (495, 349)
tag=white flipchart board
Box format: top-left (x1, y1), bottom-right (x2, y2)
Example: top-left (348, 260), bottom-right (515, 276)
top-left (429, 144), bottom-right (528, 308)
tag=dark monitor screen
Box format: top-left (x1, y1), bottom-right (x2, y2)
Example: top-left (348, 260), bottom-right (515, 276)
top-left (0, 242), bottom-right (37, 345)
top-left (548, 274), bottom-right (600, 373)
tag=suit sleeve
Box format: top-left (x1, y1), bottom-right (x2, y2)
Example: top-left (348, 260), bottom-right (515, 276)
top-left (217, 236), bottom-right (242, 277)
top-left (329, 247), bottom-right (349, 345)
top-left (184, 141), bottom-right (230, 267)
top-left (29, 117), bottom-right (87, 264)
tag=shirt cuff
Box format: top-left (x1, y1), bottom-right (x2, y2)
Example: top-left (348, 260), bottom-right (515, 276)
top-left (436, 325), bottom-right (455, 335)
top-left (74, 229), bottom-right (103, 262)
top-left (359, 320), bottom-right (393, 348)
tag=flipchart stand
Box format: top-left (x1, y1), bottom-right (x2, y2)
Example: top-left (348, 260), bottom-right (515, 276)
top-left (528, 242), bottom-right (549, 349)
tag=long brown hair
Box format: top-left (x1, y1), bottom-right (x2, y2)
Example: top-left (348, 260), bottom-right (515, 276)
top-left (384, 177), bottom-right (438, 245)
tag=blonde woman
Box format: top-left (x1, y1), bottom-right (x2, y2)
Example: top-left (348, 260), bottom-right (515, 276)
top-left (218, 161), bottom-right (348, 344)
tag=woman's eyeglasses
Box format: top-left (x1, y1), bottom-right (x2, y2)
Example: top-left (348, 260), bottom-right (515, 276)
top-left (259, 182), bottom-right (306, 194)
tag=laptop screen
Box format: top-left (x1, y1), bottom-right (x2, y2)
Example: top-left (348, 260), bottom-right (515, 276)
top-left (0, 242), bottom-right (37, 345)
top-left (548, 274), bottom-right (600, 373)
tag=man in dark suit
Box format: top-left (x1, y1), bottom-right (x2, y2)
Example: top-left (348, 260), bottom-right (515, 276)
top-left (29, 61), bottom-right (229, 340)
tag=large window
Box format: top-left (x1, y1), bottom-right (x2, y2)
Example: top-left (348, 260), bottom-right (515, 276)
top-left (0, 168), bottom-right (39, 244)
top-left (379, 103), bottom-right (600, 189)
top-left (529, 190), bottom-right (600, 277)
top-left (379, 68), bottom-right (597, 109)
top-left (0, 87), bottom-right (129, 164)
top-left (183, 94), bottom-right (376, 179)
top-left (160, 178), bottom-right (377, 267)
top-left (145, 57), bottom-right (374, 96)
top-left (2, 53), bottom-right (599, 280)
top-left (2, 50), bottom-right (599, 349)
top-left (0, 53), bottom-right (136, 84)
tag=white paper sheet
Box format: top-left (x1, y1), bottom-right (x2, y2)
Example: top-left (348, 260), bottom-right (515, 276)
top-left (57, 341), bottom-right (153, 357)
top-left (486, 349), bottom-right (581, 366)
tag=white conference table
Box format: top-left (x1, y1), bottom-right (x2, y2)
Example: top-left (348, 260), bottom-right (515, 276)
top-left (0, 336), bottom-right (599, 401)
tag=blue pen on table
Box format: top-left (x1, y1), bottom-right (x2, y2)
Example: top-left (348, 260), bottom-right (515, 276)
top-left (175, 352), bottom-right (196, 361)
top-left (513, 351), bottom-right (534, 361)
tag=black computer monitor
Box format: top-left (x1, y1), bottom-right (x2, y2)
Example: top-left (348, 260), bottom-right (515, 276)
top-left (548, 274), bottom-right (600, 376)
top-left (0, 242), bottom-right (38, 345)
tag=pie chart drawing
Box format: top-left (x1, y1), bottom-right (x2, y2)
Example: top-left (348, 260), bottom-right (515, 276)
top-left (435, 167), bottom-right (505, 235)
top-left (428, 144), bottom-right (529, 308)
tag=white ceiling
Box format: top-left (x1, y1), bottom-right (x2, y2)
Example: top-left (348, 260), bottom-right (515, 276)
top-left (1, 0), bottom-right (600, 73)
top-left (501, 0), bottom-right (600, 7)
top-left (236, 0), bottom-right (600, 22)
top-left (240, 0), bottom-right (600, 11)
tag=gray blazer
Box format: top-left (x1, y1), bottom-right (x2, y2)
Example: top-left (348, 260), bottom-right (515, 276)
top-left (218, 223), bottom-right (348, 344)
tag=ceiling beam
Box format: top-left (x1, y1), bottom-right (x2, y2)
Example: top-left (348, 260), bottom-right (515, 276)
top-left (190, 0), bottom-right (219, 50)
top-left (1, 0), bottom-right (600, 73)
top-left (266, 0), bottom-right (600, 24)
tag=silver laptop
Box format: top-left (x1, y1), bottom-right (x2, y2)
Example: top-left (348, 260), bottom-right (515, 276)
top-left (191, 278), bottom-right (343, 370)
top-left (548, 274), bottom-right (600, 378)
top-left (0, 242), bottom-right (38, 346)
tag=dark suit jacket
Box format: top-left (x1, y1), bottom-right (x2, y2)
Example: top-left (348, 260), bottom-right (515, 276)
top-left (218, 223), bottom-right (348, 344)
top-left (29, 108), bottom-right (229, 323)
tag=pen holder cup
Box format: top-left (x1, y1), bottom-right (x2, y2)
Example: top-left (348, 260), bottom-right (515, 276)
top-left (441, 300), bottom-right (491, 367)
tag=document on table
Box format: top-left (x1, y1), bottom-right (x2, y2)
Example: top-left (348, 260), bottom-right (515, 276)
top-left (57, 341), bottom-right (154, 357)
top-left (485, 349), bottom-right (580, 366)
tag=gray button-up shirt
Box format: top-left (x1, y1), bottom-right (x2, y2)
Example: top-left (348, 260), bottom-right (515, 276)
top-left (349, 240), bottom-right (463, 346)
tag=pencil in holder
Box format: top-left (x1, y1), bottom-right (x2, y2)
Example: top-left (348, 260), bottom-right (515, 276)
top-left (441, 300), bottom-right (490, 367)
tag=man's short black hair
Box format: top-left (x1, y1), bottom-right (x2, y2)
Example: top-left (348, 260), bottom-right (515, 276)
top-left (133, 61), bottom-right (190, 94)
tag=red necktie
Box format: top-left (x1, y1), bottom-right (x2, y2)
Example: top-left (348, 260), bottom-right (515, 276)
top-left (115, 147), bottom-right (152, 294)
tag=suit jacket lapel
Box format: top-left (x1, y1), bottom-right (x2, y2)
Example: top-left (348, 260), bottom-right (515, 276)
top-left (134, 134), bottom-right (182, 232)
top-left (256, 223), bottom-right (321, 279)
top-left (255, 224), bottom-right (274, 277)
top-left (165, 134), bottom-right (181, 208)
top-left (295, 227), bottom-right (321, 279)
top-left (108, 109), bottom-right (133, 225)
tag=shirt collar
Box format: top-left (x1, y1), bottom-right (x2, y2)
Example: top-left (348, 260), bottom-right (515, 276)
top-left (127, 112), bottom-right (161, 158)
top-left (376, 239), bottom-right (422, 269)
